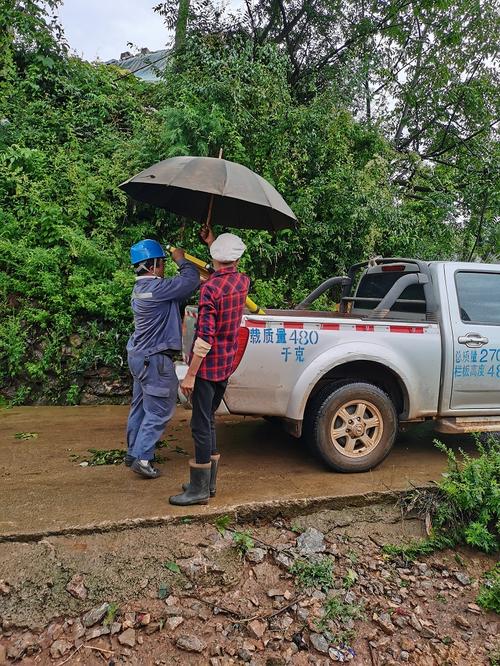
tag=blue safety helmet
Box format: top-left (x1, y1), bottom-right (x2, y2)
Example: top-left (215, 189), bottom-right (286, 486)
top-left (130, 239), bottom-right (166, 266)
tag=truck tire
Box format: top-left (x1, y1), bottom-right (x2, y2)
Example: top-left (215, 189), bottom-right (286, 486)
top-left (307, 382), bottom-right (397, 472)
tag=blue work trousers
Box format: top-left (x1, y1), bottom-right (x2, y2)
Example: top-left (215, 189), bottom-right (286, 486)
top-left (126, 352), bottom-right (178, 461)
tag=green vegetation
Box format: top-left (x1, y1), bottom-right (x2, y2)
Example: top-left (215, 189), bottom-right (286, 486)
top-left (384, 438), bottom-right (500, 562)
top-left (103, 603), bottom-right (119, 626)
top-left (164, 561), bottom-right (181, 574)
top-left (315, 594), bottom-right (364, 647)
top-left (477, 563), bottom-right (500, 614)
top-left (1, 1), bottom-right (499, 403)
top-left (232, 530), bottom-right (255, 557)
top-left (290, 557), bottom-right (335, 591)
top-left (214, 515), bottom-right (231, 536)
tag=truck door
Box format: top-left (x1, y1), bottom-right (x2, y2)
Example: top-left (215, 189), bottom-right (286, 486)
top-left (446, 266), bottom-right (500, 411)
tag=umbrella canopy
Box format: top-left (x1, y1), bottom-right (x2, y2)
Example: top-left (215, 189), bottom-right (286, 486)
top-left (119, 156), bottom-right (297, 231)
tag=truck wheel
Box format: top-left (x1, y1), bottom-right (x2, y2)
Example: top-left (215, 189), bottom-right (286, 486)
top-left (308, 382), bottom-right (397, 472)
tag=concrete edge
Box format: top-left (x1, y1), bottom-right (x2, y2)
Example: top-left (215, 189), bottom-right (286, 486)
top-left (0, 485), bottom-right (436, 544)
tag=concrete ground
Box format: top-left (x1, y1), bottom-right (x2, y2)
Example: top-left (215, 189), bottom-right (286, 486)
top-left (0, 406), bottom-right (477, 539)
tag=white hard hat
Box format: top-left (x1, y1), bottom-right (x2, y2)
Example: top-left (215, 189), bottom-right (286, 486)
top-left (210, 233), bottom-right (246, 262)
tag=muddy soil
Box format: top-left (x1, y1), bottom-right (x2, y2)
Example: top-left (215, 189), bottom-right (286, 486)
top-left (0, 406), bottom-right (481, 538)
top-left (0, 500), bottom-right (497, 666)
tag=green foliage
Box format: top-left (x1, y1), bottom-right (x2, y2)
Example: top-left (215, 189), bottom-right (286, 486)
top-left (103, 603), bottom-right (119, 626)
top-left (85, 448), bottom-right (126, 466)
top-left (385, 437), bottom-right (500, 562)
top-left (316, 594), bottom-right (364, 645)
top-left (232, 530), bottom-right (254, 557)
top-left (1, 2), bottom-right (497, 403)
top-left (477, 563), bottom-right (500, 614)
top-left (290, 557), bottom-right (335, 591)
top-left (164, 561), bottom-right (181, 574)
top-left (214, 514), bottom-right (231, 536)
top-left (342, 569), bottom-right (358, 590)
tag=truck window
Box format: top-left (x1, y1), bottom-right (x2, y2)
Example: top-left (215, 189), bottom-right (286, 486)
top-left (455, 271), bottom-right (500, 325)
top-left (353, 273), bottom-right (426, 314)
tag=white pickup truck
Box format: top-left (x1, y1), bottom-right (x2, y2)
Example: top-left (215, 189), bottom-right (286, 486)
top-left (178, 258), bottom-right (500, 472)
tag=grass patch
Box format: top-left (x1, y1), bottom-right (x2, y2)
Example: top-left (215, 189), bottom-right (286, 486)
top-left (290, 557), bottom-right (335, 592)
top-left (316, 594), bottom-right (364, 646)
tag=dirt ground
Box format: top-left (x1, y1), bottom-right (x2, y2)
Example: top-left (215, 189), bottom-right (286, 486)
top-left (0, 406), bottom-right (480, 538)
top-left (0, 501), bottom-right (498, 666)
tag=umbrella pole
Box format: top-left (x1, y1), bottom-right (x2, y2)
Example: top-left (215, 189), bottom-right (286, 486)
top-left (201, 147), bottom-right (223, 235)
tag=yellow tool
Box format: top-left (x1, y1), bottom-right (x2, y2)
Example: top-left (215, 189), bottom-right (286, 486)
top-left (166, 245), bottom-right (265, 315)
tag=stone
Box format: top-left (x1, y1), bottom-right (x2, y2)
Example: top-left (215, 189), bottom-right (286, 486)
top-left (86, 626), bottom-right (110, 640)
top-left (400, 653), bottom-right (409, 663)
top-left (47, 622), bottom-right (63, 641)
top-left (373, 612), bottom-right (396, 635)
top-left (455, 615), bottom-right (471, 629)
top-left (176, 634), bottom-right (206, 653)
top-left (111, 622), bottom-right (122, 635)
top-left (49, 640), bottom-right (72, 659)
top-left (296, 528), bottom-right (325, 555)
top-left (238, 648), bottom-right (253, 662)
top-left (118, 628), bottom-right (136, 647)
top-left (66, 574), bottom-right (88, 600)
top-left (247, 548), bottom-right (267, 563)
top-left (0, 645), bottom-right (6, 666)
top-left (409, 614), bottom-right (422, 632)
top-left (248, 619), bottom-right (267, 639)
top-left (165, 595), bottom-right (180, 606)
top-left (400, 637), bottom-right (416, 652)
top-left (82, 602), bottom-right (109, 627)
top-left (267, 589), bottom-right (286, 598)
top-left (467, 603), bottom-right (482, 614)
top-left (72, 618), bottom-right (86, 640)
top-left (166, 616), bottom-right (184, 631)
top-left (454, 572), bottom-right (470, 586)
top-left (7, 634), bottom-right (37, 660)
top-left (137, 612), bottom-right (151, 626)
top-left (0, 580), bottom-right (10, 595)
top-left (145, 622), bottom-right (161, 635)
top-left (310, 633), bottom-right (329, 653)
top-left (296, 607), bottom-right (309, 622)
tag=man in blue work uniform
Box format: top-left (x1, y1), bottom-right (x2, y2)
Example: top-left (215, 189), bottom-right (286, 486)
top-left (125, 239), bottom-right (199, 479)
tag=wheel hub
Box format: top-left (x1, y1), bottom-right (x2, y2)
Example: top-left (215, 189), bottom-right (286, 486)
top-left (330, 399), bottom-right (383, 458)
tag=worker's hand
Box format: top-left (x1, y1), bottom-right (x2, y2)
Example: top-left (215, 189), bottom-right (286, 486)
top-left (180, 374), bottom-right (195, 397)
top-left (171, 247), bottom-right (185, 265)
top-left (200, 224), bottom-right (215, 247)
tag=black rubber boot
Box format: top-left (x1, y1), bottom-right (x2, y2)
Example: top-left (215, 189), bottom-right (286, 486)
top-left (182, 454), bottom-right (219, 497)
top-left (169, 461), bottom-right (211, 506)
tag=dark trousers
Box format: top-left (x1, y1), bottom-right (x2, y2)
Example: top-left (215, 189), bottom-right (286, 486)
top-left (191, 376), bottom-right (228, 464)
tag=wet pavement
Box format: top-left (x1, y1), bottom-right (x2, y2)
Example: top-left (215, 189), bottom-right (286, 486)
top-left (0, 406), bottom-right (477, 538)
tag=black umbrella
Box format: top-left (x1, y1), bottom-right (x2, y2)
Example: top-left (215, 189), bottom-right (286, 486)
top-left (119, 155), bottom-right (297, 231)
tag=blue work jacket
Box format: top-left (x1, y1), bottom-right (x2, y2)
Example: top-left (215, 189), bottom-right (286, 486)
top-left (127, 260), bottom-right (199, 357)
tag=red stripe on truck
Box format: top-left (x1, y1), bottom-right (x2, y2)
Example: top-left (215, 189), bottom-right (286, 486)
top-left (355, 324), bottom-right (375, 332)
top-left (389, 325), bottom-right (424, 334)
top-left (320, 323), bottom-right (340, 330)
top-left (246, 320), bottom-right (266, 328)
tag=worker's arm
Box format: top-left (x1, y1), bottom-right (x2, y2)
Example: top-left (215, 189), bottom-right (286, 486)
top-left (155, 250), bottom-right (200, 301)
top-left (180, 282), bottom-right (217, 396)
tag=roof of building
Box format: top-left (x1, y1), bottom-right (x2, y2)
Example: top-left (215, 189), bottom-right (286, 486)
top-left (106, 48), bottom-right (170, 82)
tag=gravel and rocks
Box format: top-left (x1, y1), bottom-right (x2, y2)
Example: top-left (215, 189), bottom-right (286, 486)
top-left (0, 502), bottom-right (498, 665)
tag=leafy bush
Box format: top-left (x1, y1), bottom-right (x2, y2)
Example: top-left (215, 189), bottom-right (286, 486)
top-left (384, 437), bottom-right (500, 561)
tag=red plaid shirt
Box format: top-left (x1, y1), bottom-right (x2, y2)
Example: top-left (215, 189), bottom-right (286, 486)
top-left (195, 266), bottom-right (250, 382)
